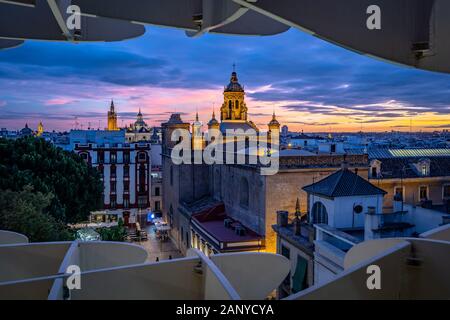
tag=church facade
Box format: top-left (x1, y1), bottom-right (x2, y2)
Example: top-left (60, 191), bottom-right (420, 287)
top-left (161, 70), bottom-right (369, 255)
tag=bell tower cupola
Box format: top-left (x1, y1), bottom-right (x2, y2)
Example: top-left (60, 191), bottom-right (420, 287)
top-left (221, 67), bottom-right (248, 122)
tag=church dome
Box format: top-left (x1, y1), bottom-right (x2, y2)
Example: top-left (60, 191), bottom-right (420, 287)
top-left (133, 108), bottom-right (148, 130)
top-left (20, 123), bottom-right (33, 136)
top-left (224, 71), bottom-right (244, 92)
top-left (268, 112), bottom-right (280, 127)
top-left (208, 118), bottom-right (219, 126)
top-left (208, 110), bottom-right (219, 127)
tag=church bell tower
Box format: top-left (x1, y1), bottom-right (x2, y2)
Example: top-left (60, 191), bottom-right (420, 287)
top-left (107, 100), bottom-right (119, 131)
top-left (221, 68), bottom-right (248, 122)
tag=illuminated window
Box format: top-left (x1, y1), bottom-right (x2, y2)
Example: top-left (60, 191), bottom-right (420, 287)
top-left (421, 165), bottom-right (428, 176)
top-left (419, 186), bottom-right (428, 201)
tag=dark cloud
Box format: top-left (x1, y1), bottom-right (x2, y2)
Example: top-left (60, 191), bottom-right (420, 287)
top-left (1, 27), bottom-right (450, 129)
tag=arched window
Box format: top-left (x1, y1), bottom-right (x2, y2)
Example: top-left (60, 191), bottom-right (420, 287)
top-left (169, 205), bottom-right (174, 227)
top-left (240, 177), bottom-right (249, 208)
top-left (311, 202), bottom-right (328, 224)
top-left (235, 100), bottom-right (239, 109)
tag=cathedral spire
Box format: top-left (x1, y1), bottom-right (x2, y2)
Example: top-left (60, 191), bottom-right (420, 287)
top-left (107, 100), bottom-right (119, 131)
top-left (295, 198), bottom-right (301, 218)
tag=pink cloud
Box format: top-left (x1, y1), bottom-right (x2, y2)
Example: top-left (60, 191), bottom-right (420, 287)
top-left (44, 98), bottom-right (76, 106)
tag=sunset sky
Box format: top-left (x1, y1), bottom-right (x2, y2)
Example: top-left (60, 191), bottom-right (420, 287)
top-left (0, 25), bottom-right (449, 133)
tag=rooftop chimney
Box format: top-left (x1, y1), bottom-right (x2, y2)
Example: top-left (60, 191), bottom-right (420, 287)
top-left (277, 211), bottom-right (289, 227)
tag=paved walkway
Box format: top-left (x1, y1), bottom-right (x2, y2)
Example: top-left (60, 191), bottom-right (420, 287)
top-left (133, 225), bottom-right (183, 262)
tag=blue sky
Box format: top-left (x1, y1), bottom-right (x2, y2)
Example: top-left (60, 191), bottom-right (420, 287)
top-left (0, 25), bottom-right (449, 132)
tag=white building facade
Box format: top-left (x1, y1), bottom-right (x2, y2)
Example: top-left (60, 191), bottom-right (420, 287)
top-left (75, 141), bottom-right (152, 226)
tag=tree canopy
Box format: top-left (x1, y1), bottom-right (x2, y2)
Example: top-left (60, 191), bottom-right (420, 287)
top-left (0, 137), bottom-right (103, 241)
top-left (0, 186), bottom-right (71, 242)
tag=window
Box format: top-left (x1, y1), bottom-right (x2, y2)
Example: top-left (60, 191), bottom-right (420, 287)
top-left (421, 165), bottom-right (428, 176)
top-left (371, 167), bottom-right (378, 178)
top-left (281, 246), bottom-right (291, 286)
top-left (110, 182), bottom-right (116, 193)
top-left (419, 186), bottom-right (428, 201)
top-left (292, 255), bottom-right (308, 293)
top-left (110, 196), bottom-right (116, 209)
top-left (110, 153), bottom-right (117, 164)
top-left (444, 185), bottom-right (450, 199)
top-left (110, 166), bottom-right (116, 178)
top-left (138, 152), bottom-right (146, 161)
top-left (123, 166), bottom-right (129, 178)
top-left (138, 196), bottom-right (147, 209)
top-left (123, 152), bottom-right (130, 164)
top-left (155, 187), bottom-right (160, 197)
top-left (98, 151), bottom-right (104, 164)
top-left (98, 167), bottom-right (104, 179)
top-left (239, 177), bottom-right (249, 208)
top-left (123, 196), bottom-right (129, 209)
top-left (311, 202), bottom-right (328, 224)
top-left (124, 181), bottom-right (129, 192)
top-left (154, 201), bottom-right (161, 211)
top-left (330, 144), bottom-right (336, 153)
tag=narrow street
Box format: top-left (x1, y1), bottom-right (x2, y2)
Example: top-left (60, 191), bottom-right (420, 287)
top-left (134, 225), bottom-right (183, 262)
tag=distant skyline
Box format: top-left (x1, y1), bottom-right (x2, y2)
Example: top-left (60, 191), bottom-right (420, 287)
top-left (0, 26), bottom-right (449, 132)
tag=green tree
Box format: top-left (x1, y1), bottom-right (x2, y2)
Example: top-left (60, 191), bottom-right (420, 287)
top-left (96, 219), bottom-right (127, 242)
top-left (0, 186), bottom-right (72, 242)
top-left (0, 137), bottom-right (103, 223)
